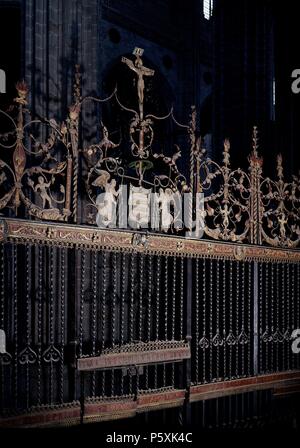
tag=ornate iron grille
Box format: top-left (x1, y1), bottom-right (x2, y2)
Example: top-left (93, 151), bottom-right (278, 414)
top-left (191, 258), bottom-right (254, 385)
top-left (0, 242), bottom-right (70, 411)
top-left (0, 50), bottom-right (299, 247)
top-left (0, 48), bottom-right (299, 427)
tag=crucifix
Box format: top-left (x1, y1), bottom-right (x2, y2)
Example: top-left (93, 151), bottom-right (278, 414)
top-left (122, 47), bottom-right (155, 120)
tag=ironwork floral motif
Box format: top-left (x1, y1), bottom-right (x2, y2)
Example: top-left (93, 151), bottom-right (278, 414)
top-left (0, 50), bottom-right (299, 247)
top-left (195, 139), bottom-right (251, 242)
top-left (0, 81), bottom-right (74, 221)
top-left (260, 153), bottom-right (300, 247)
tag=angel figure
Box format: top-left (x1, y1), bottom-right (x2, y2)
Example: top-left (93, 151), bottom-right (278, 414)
top-left (96, 179), bottom-right (119, 228)
top-left (34, 176), bottom-right (53, 209)
top-left (92, 170), bottom-right (111, 189)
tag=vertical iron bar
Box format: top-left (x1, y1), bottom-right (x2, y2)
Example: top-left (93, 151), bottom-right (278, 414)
top-left (111, 252), bottom-right (117, 397)
top-left (195, 257), bottom-right (199, 384)
top-left (37, 245), bottom-right (43, 405)
top-left (185, 257), bottom-right (192, 391)
top-left (235, 261), bottom-right (239, 378)
top-left (0, 243), bottom-right (4, 411)
top-left (253, 261), bottom-right (258, 376)
top-left (241, 262), bottom-right (245, 376)
top-left (216, 259), bottom-right (220, 381)
top-left (163, 256), bottom-right (168, 387)
top-left (129, 252), bottom-right (136, 395)
top-left (259, 262), bottom-right (263, 374)
top-left (281, 262), bottom-right (285, 371)
top-left (91, 250), bottom-right (97, 397)
top-left (112, 252), bottom-right (117, 346)
top-left (139, 254), bottom-right (144, 342)
top-left (180, 257), bottom-right (184, 340)
top-left (297, 263), bottom-right (300, 369)
top-left (60, 247), bottom-right (66, 403)
top-left (145, 254), bottom-right (152, 390)
top-left (223, 259), bottom-right (227, 379)
top-left (209, 259), bottom-right (213, 382)
top-left (79, 249), bottom-right (85, 358)
top-left (247, 262), bottom-right (251, 376)
top-left (13, 244), bottom-right (18, 408)
top-left (291, 264), bottom-right (295, 370)
top-left (202, 258), bottom-right (207, 383)
top-left (120, 252), bottom-right (126, 395)
top-left (154, 255), bottom-right (161, 389)
top-left (286, 262), bottom-right (290, 371)
top-left (101, 251), bottom-right (107, 397)
top-left (49, 246), bottom-right (55, 404)
top-left (25, 244), bottom-right (31, 409)
top-left (229, 260), bottom-right (233, 378)
top-left (270, 262), bottom-right (274, 371)
top-left (275, 262), bottom-right (279, 372)
top-left (265, 263), bottom-right (269, 373)
top-left (171, 256), bottom-right (176, 387)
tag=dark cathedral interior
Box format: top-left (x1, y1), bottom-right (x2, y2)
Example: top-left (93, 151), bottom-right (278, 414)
top-left (0, 0), bottom-right (300, 438)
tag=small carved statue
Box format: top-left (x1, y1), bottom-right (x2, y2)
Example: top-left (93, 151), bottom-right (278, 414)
top-left (278, 212), bottom-right (287, 239)
top-left (100, 124), bottom-right (119, 153)
top-left (34, 176), bottom-right (53, 209)
top-left (96, 179), bottom-right (119, 227)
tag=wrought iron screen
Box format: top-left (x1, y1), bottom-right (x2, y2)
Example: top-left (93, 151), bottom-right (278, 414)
top-left (0, 48), bottom-right (299, 426)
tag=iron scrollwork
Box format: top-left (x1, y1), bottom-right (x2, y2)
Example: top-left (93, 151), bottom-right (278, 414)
top-left (0, 81), bottom-right (75, 221)
top-left (0, 49), bottom-right (299, 247)
top-left (260, 152), bottom-right (300, 247)
top-left (194, 138), bottom-right (251, 242)
top-left (83, 47), bottom-right (189, 232)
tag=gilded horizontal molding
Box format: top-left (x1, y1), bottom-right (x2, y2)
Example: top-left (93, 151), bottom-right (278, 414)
top-left (77, 344), bottom-right (191, 371)
top-left (1, 370), bottom-right (299, 428)
top-left (1, 218), bottom-right (300, 262)
top-left (190, 370), bottom-right (300, 402)
top-left (0, 390), bottom-right (186, 428)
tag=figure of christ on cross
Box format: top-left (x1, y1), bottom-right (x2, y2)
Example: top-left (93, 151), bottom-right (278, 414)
top-left (122, 47), bottom-right (155, 119)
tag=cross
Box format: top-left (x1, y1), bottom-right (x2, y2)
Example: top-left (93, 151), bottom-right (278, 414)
top-left (122, 47), bottom-right (155, 120)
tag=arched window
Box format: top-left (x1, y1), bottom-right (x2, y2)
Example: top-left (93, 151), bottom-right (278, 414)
top-left (203, 0), bottom-right (214, 20)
